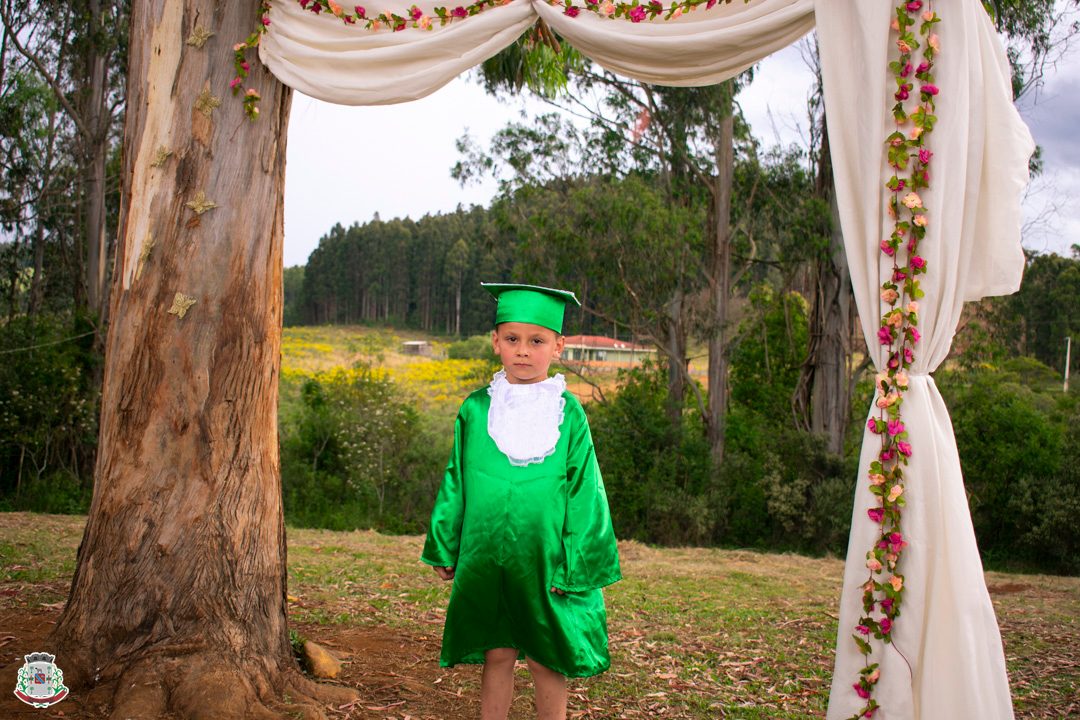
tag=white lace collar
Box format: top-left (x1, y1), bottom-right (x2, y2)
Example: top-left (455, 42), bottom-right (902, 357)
top-left (486, 370), bottom-right (567, 467)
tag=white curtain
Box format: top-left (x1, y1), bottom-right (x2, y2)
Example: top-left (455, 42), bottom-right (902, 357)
top-left (260, 1), bottom-right (1033, 717)
top-left (818, 3), bottom-right (1032, 718)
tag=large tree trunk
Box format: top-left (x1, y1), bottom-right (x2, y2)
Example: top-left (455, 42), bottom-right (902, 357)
top-left (50, 2), bottom-right (354, 718)
top-left (706, 86), bottom-right (735, 464)
top-left (794, 114), bottom-right (853, 455)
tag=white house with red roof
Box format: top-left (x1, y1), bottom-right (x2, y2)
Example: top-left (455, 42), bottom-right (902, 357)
top-left (561, 335), bottom-right (656, 365)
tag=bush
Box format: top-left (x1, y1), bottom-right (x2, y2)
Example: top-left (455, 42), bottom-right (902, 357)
top-left (590, 361), bottom-right (716, 546)
top-left (0, 314), bottom-right (99, 509)
top-left (447, 334), bottom-right (497, 362)
top-left (279, 366), bottom-right (446, 532)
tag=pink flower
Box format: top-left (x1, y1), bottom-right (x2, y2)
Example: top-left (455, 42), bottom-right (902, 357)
top-left (903, 347), bottom-right (914, 363)
top-left (245, 88), bottom-right (260, 99)
top-left (880, 448), bottom-right (895, 462)
top-left (419, 15), bottom-right (432, 28)
top-left (230, 76), bottom-right (242, 90)
top-left (900, 62), bottom-right (913, 78)
top-left (869, 473), bottom-right (886, 486)
top-left (856, 624), bottom-right (871, 635)
top-left (895, 370), bottom-right (909, 388)
top-left (854, 683), bottom-right (871, 700)
top-left (906, 0), bottom-right (922, 10)
top-left (887, 312), bottom-right (903, 328)
top-left (706, 0), bottom-right (717, 8)
top-left (564, 5), bottom-right (580, 16)
top-left (241, 61), bottom-right (250, 72)
top-left (881, 288), bottom-right (899, 303)
top-left (907, 301), bottom-right (919, 313)
top-left (868, 507), bottom-right (885, 523)
top-left (880, 239), bottom-right (896, 256)
top-left (922, 10), bottom-right (935, 22)
top-left (867, 557), bottom-right (883, 572)
top-left (880, 598), bottom-right (894, 612)
top-left (451, 6), bottom-right (468, 17)
top-left (878, 326), bottom-right (893, 346)
top-left (887, 419), bottom-right (905, 436)
top-left (913, 214), bottom-right (928, 227)
top-left (867, 417), bottom-right (879, 433)
top-left (355, 5), bottom-right (366, 17)
top-left (233, 42), bottom-right (247, 51)
top-left (919, 148), bottom-right (933, 164)
top-left (916, 61), bottom-right (930, 74)
top-left (928, 33), bottom-right (940, 51)
top-left (888, 353), bottom-right (900, 370)
top-left (261, 15), bottom-right (271, 25)
top-left (921, 84), bottom-right (940, 96)
top-left (910, 327), bottom-right (921, 343)
top-left (328, 0), bottom-right (343, 15)
top-left (898, 39), bottom-right (911, 54)
top-left (868, 667), bottom-right (881, 683)
top-left (897, 441), bottom-right (913, 457)
top-left (910, 255), bottom-right (926, 270)
top-left (880, 617), bottom-right (893, 634)
top-left (890, 575), bottom-right (904, 591)
top-left (895, 88), bottom-right (910, 101)
top-left (671, 7), bottom-right (683, 18)
top-left (893, 269), bottom-right (907, 282)
top-left (902, 192), bottom-right (922, 209)
top-left (891, 16), bottom-right (900, 31)
top-left (409, 4), bottom-right (422, 19)
top-left (629, 5), bottom-right (647, 21)
top-left (600, 1), bottom-right (615, 13)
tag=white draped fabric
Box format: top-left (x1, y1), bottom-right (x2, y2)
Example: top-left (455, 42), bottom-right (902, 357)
top-left (818, 4), bottom-right (1033, 718)
top-left (260, 1), bottom-right (1033, 717)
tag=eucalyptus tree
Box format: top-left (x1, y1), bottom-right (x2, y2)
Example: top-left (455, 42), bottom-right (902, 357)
top-left (0, 0), bottom-right (128, 324)
top-left (49, 1), bottom-right (356, 716)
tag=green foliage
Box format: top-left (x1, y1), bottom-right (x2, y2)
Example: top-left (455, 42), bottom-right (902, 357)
top-left (0, 314), bottom-right (98, 510)
top-left (283, 265), bottom-right (305, 327)
top-left (279, 366), bottom-right (447, 532)
top-left (446, 334), bottom-right (497, 363)
top-left (590, 361), bottom-right (716, 546)
top-left (989, 251), bottom-right (1079, 376)
top-left (937, 359), bottom-right (1078, 573)
top-left (730, 284), bottom-right (810, 419)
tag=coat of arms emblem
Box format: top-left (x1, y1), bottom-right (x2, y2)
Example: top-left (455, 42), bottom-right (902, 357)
top-left (13, 652), bottom-right (69, 708)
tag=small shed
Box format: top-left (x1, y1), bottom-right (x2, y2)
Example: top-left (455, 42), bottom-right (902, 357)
top-left (401, 340), bottom-right (431, 356)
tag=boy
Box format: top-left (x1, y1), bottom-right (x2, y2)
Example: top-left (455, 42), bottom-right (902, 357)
top-left (422, 283), bottom-right (621, 720)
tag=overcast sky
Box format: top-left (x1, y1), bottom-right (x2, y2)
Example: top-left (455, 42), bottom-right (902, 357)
top-left (282, 38), bottom-right (1079, 268)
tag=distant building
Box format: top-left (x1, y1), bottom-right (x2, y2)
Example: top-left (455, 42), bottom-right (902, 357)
top-left (401, 340), bottom-right (431, 356)
top-left (562, 335), bottom-right (655, 365)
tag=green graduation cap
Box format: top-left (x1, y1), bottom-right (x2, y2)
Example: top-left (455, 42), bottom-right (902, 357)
top-left (482, 282), bottom-right (581, 334)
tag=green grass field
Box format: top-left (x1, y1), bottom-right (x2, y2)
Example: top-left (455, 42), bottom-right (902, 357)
top-left (1, 513), bottom-right (1077, 719)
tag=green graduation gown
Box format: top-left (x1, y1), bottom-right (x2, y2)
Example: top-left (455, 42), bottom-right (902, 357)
top-left (421, 383), bottom-right (621, 677)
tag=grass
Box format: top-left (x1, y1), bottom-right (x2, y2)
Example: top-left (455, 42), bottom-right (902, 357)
top-left (2, 513), bottom-right (1077, 718)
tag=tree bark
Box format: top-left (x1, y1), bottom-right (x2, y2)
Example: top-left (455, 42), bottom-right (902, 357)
top-left (706, 85), bottom-right (735, 464)
top-left (50, 2), bottom-right (355, 718)
top-left (82, 0), bottom-right (109, 321)
top-left (794, 113), bottom-right (853, 455)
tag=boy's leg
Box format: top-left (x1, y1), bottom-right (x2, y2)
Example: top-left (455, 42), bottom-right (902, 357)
top-left (481, 647), bottom-right (519, 720)
top-left (525, 657), bottom-right (567, 720)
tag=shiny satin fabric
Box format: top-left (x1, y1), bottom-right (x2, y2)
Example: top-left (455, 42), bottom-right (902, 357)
top-left (422, 387), bottom-right (621, 677)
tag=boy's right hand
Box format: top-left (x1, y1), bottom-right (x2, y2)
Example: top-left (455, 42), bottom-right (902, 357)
top-left (434, 566), bottom-right (455, 581)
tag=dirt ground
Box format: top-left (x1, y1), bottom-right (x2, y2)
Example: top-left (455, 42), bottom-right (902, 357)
top-left (0, 605), bottom-right (509, 720)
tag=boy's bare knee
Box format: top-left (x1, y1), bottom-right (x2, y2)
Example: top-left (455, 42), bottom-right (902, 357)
top-left (485, 647), bottom-right (519, 666)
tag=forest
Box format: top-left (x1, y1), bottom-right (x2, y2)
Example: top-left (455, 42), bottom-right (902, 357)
top-left (2, 0), bottom-right (1079, 578)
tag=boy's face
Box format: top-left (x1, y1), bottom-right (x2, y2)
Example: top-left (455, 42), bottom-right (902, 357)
top-left (491, 322), bottom-right (565, 385)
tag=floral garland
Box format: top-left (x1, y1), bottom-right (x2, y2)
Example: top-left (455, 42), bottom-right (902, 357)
top-left (289, 0), bottom-right (746, 29)
top-left (849, 2), bottom-right (939, 718)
